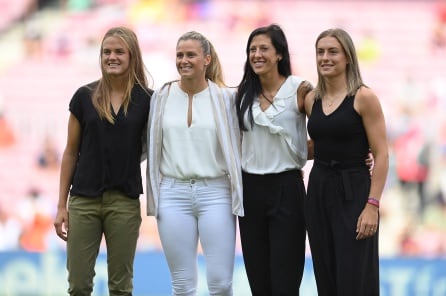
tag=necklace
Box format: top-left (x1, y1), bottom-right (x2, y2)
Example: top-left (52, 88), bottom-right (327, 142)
top-left (324, 93), bottom-right (346, 107)
top-left (261, 92), bottom-right (274, 104)
top-left (261, 78), bottom-right (286, 105)
top-left (260, 92), bottom-right (277, 111)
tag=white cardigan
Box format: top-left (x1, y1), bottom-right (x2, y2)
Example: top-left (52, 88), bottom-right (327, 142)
top-left (146, 80), bottom-right (244, 217)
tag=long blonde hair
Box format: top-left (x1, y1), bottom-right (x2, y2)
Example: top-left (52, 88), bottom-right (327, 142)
top-left (177, 31), bottom-right (226, 87)
top-left (92, 26), bottom-right (152, 123)
top-left (314, 28), bottom-right (366, 100)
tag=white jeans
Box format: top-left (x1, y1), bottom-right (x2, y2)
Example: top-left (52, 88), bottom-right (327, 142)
top-left (158, 176), bottom-right (236, 296)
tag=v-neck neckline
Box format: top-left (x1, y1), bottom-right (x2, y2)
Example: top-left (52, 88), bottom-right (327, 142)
top-left (321, 95), bottom-right (347, 117)
top-left (111, 103), bottom-right (122, 117)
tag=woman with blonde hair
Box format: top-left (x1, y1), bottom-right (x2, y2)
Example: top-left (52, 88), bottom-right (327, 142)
top-left (304, 28), bottom-right (388, 296)
top-left (54, 26), bottom-right (153, 295)
top-left (146, 31), bottom-right (243, 295)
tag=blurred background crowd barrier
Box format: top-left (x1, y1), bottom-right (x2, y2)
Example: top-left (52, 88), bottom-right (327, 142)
top-left (0, 0), bottom-right (446, 295)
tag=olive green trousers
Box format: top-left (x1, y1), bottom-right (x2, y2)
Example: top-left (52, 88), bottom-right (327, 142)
top-left (67, 191), bottom-right (141, 296)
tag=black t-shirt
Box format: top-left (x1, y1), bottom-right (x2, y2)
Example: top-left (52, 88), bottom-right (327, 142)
top-left (69, 81), bottom-right (152, 199)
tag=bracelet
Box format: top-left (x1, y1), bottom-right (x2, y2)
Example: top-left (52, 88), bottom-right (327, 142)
top-left (367, 197), bottom-right (380, 208)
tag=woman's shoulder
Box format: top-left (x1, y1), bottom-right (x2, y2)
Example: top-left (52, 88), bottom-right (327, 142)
top-left (208, 81), bottom-right (236, 97)
top-left (288, 75), bottom-right (310, 86)
top-left (220, 86), bottom-right (237, 95)
top-left (355, 86), bottom-right (378, 103)
top-left (282, 75), bottom-right (313, 95)
top-left (76, 80), bottom-right (98, 94)
top-left (139, 83), bottom-right (154, 94)
top-left (354, 86), bottom-right (381, 113)
top-left (305, 88), bottom-right (317, 100)
top-left (154, 80), bottom-right (179, 95)
top-left (303, 89), bottom-right (317, 115)
top-left (133, 83), bottom-right (154, 98)
top-left (70, 81), bottom-right (97, 103)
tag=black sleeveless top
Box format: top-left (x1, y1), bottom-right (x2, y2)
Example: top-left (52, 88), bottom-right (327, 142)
top-left (307, 95), bottom-right (369, 163)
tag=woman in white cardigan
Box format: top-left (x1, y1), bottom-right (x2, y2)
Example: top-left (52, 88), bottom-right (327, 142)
top-left (146, 31), bottom-right (243, 296)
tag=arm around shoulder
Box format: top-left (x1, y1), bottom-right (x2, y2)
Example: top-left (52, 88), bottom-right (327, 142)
top-left (304, 89), bottom-right (316, 117)
top-left (297, 80), bottom-right (313, 113)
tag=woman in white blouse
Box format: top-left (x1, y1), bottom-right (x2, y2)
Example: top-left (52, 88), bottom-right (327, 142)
top-left (146, 31), bottom-right (243, 296)
top-left (235, 24), bottom-right (312, 295)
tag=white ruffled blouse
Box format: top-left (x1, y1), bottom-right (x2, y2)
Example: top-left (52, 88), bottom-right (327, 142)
top-left (241, 75), bottom-right (308, 174)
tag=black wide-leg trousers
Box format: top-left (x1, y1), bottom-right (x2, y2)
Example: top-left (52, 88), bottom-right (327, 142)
top-left (239, 169), bottom-right (306, 296)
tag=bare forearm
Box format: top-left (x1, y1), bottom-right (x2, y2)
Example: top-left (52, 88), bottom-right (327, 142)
top-left (58, 153), bottom-right (77, 210)
top-left (368, 153), bottom-right (389, 200)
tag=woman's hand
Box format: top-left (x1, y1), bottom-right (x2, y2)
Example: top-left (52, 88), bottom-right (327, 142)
top-left (356, 203), bottom-right (379, 240)
top-left (54, 208), bottom-right (69, 241)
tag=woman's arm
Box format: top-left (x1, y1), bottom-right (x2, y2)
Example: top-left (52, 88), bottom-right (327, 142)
top-left (304, 89), bottom-right (316, 160)
top-left (355, 86), bottom-right (389, 240)
top-left (297, 80), bottom-right (313, 113)
top-left (357, 87), bottom-right (389, 204)
top-left (54, 113), bottom-right (81, 241)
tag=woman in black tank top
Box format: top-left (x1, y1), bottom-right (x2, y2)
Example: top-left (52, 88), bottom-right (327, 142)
top-left (304, 28), bottom-right (389, 296)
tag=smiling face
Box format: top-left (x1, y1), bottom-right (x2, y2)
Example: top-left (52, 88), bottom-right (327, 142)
top-left (249, 34), bottom-right (282, 77)
top-left (101, 35), bottom-right (130, 78)
top-left (316, 36), bottom-right (348, 79)
top-left (176, 39), bottom-right (210, 81)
